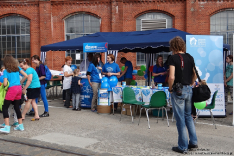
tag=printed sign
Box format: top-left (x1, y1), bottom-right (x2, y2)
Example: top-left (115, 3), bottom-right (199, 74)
top-left (83, 42), bottom-right (108, 53)
top-left (186, 35), bottom-right (225, 117)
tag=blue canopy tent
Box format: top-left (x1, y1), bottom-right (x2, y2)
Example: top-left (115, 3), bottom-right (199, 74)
top-left (41, 28), bottom-right (230, 53)
top-left (41, 28), bottom-right (230, 85)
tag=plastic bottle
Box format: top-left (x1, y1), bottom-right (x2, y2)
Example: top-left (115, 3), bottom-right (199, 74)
top-left (24, 94), bottom-right (28, 102)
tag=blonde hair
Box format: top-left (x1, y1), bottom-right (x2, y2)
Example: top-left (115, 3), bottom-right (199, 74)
top-left (73, 68), bottom-right (80, 76)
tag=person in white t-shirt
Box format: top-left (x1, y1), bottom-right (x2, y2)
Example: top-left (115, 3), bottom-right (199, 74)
top-left (63, 56), bottom-right (73, 108)
top-left (80, 53), bottom-right (93, 72)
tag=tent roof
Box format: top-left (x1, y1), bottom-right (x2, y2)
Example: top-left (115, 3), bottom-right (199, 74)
top-left (41, 28), bottom-right (230, 53)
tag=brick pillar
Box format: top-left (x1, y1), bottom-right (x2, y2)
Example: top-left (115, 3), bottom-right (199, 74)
top-left (39, 1), bottom-right (52, 68)
top-left (185, 0), bottom-right (198, 34)
top-left (111, 0), bottom-right (123, 32)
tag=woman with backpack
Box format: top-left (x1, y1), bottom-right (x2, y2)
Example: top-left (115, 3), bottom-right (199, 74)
top-left (31, 55), bottom-right (50, 117)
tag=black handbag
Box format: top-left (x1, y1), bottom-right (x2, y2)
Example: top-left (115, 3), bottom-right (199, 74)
top-left (191, 58), bottom-right (211, 102)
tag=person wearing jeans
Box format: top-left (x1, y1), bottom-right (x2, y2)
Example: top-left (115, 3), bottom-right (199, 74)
top-left (168, 36), bottom-right (198, 154)
top-left (87, 54), bottom-right (102, 112)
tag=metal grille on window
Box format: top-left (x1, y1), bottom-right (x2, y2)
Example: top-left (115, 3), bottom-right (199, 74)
top-left (141, 19), bottom-right (167, 31)
top-left (0, 15), bottom-right (30, 66)
top-left (65, 13), bottom-right (100, 65)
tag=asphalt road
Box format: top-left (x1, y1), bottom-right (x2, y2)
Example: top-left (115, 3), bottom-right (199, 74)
top-left (0, 97), bottom-right (233, 156)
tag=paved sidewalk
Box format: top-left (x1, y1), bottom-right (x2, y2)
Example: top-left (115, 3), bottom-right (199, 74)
top-left (0, 98), bottom-right (233, 156)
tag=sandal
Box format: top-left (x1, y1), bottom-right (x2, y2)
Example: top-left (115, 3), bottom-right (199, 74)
top-left (31, 118), bottom-right (40, 121)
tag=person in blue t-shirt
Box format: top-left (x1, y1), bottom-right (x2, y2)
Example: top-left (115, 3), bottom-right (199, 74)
top-left (0, 55), bottom-right (28, 134)
top-left (19, 59), bottom-right (41, 121)
top-left (152, 55), bottom-right (168, 86)
top-left (102, 54), bottom-right (120, 78)
top-left (102, 54), bottom-right (120, 111)
top-left (87, 54), bottom-right (102, 112)
top-left (95, 53), bottom-right (104, 74)
top-left (118, 57), bottom-right (133, 85)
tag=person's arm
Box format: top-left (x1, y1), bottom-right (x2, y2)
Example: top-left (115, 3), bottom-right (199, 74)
top-left (191, 68), bottom-right (197, 86)
top-left (78, 79), bottom-right (82, 86)
top-left (225, 73), bottom-right (233, 83)
top-left (64, 71), bottom-right (73, 77)
top-left (3, 78), bottom-right (8, 87)
top-left (168, 65), bottom-right (175, 92)
top-left (118, 66), bottom-right (128, 78)
top-left (22, 74), bottom-right (32, 94)
top-left (87, 75), bottom-right (92, 87)
top-left (20, 70), bottom-right (28, 84)
top-left (108, 72), bottom-right (120, 77)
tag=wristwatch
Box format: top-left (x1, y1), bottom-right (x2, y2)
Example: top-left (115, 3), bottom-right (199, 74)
top-left (169, 88), bottom-right (173, 92)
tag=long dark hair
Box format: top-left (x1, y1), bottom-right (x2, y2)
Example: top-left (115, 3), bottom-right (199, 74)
top-left (92, 54), bottom-right (100, 67)
top-left (156, 55), bottom-right (163, 67)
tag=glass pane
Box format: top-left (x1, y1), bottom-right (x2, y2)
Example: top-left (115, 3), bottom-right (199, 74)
top-left (0, 16), bottom-right (30, 60)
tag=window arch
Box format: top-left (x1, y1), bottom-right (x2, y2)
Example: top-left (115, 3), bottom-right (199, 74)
top-left (0, 15), bottom-right (30, 62)
top-left (136, 12), bottom-right (173, 65)
top-left (210, 9), bottom-right (234, 53)
top-left (65, 13), bottom-right (100, 65)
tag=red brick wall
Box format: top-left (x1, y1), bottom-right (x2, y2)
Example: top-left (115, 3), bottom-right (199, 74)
top-left (1, 0), bottom-right (234, 72)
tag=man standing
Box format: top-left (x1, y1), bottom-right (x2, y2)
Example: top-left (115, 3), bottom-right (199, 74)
top-left (168, 36), bottom-right (198, 154)
top-left (118, 57), bottom-right (133, 85)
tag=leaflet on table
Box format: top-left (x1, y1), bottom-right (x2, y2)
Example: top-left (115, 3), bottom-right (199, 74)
top-left (112, 87), bottom-right (122, 102)
top-left (112, 87), bottom-right (143, 102)
top-left (142, 88), bottom-right (170, 105)
top-left (131, 88), bottom-right (143, 102)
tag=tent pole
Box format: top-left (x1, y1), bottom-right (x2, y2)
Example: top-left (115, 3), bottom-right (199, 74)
top-left (85, 53), bottom-right (87, 71)
top-left (233, 34), bottom-right (234, 126)
top-left (52, 51), bottom-right (54, 69)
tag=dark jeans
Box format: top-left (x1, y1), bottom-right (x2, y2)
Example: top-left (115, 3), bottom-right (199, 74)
top-left (64, 89), bottom-right (71, 107)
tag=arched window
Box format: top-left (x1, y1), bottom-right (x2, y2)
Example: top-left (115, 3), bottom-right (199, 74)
top-left (210, 9), bottom-right (234, 53)
top-left (0, 15), bottom-right (30, 63)
top-left (65, 13), bottom-right (100, 65)
top-left (136, 12), bottom-right (173, 65)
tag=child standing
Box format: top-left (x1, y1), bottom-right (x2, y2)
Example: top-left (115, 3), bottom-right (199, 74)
top-left (0, 55), bottom-right (27, 133)
top-left (71, 69), bottom-right (82, 111)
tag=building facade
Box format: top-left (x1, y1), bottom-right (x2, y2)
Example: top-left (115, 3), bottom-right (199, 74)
top-left (0, 0), bottom-right (234, 70)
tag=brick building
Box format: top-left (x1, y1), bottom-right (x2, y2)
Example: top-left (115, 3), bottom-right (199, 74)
top-left (0, 0), bottom-right (233, 70)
